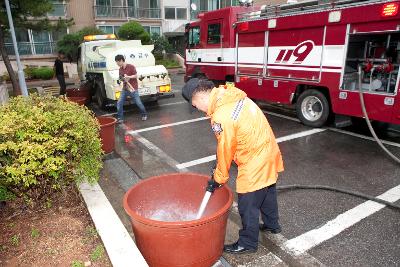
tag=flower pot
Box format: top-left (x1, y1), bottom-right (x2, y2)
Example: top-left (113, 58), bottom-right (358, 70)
top-left (97, 116), bottom-right (117, 154)
top-left (123, 173), bottom-right (233, 267)
top-left (66, 87), bottom-right (91, 104)
top-left (67, 96), bottom-right (87, 106)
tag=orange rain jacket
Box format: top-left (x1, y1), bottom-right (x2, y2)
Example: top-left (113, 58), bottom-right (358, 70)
top-left (207, 86), bottom-right (284, 193)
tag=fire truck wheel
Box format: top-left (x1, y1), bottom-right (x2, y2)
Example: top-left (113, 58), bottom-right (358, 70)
top-left (296, 90), bottom-right (329, 128)
top-left (95, 79), bottom-right (106, 109)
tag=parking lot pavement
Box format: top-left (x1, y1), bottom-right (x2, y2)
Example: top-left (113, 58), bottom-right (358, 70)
top-left (93, 73), bottom-right (400, 266)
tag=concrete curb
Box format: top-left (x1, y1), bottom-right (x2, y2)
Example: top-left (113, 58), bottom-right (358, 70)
top-left (79, 182), bottom-right (148, 267)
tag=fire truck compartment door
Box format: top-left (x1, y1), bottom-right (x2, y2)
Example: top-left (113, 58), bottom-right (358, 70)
top-left (267, 27), bottom-right (325, 81)
top-left (393, 90), bottom-right (400, 124)
top-left (335, 91), bottom-right (395, 124)
top-left (236, 31), bottom-right (265, 76)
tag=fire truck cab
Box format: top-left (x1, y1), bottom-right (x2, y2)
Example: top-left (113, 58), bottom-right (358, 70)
top-left (185, 0), bottom-right (400, 127)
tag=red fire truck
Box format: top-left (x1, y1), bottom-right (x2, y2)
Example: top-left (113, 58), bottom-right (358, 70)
top-left (185, 0), bottom-right (400, 127)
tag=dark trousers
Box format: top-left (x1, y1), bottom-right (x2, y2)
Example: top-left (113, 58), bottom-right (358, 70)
top-left (56, 74), bottom-right (66, 95)
top-left (237, 184), bottom-right (280, 250)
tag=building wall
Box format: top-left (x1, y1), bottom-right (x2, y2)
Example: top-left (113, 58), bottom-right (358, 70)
top-left (67, 0), bottom-right (95, 32)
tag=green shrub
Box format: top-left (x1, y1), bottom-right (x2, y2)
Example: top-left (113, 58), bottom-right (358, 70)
top-left (0, 185), bottom-right (15, 201)
top-left (118, 22), bottom-right (151, 44)
top-left (151, 34), bottom-right (173, 60)
top-left (2, 72), bottom-right (11, 82)
top-left (31, 67), bottom-right (54, 80)
top-left (57, 27), bottom-right (104, 62)
top-left (24, 66), bottom-right (35, 80)
top-left (0, 95), bottom-right (103, 204)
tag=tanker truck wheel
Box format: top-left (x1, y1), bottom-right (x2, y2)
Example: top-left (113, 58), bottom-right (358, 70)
top-left (94, 79), bottom-right (106, 109)
top-left (296, 89), bottom-right (329, 128)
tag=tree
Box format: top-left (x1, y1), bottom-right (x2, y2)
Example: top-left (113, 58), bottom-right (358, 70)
top-left (0, 0), bottom-right (73, 96)
top-left (57, 27), bottom-right (104, 62)
top-left (117, 21), bottom-right (151, 45)
top-left (151, 34), bottom-right (173, 60)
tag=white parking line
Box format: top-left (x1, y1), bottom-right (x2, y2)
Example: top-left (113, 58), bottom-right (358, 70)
top-left (127, 117), bottom-right (209, 134)
top-left (176, 129), bottom-right (326, 169)
top-left (264, 111), bottom-right (301, 123)
top-left (129, 132), bottom-right (188, 172)
top-left (276, 128), bottom-right (326, 143)
top-left (264, 111), bottom-right (400, 148)
top-left (177, 155), bottom-right (217, 169)
top-left (328, 127), bottom-right (400, 148)
top-left (99, 101), bottom-right (187, 117)
top-left (284, 184), bottom-right (400, 255)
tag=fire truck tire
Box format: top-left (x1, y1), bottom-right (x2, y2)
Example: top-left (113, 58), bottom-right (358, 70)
top-left (296, 89), bottom-right (329, 128)
top-left (94, 79), bottom-right (107, 109)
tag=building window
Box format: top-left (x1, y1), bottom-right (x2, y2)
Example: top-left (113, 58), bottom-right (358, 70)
top-left (96, 0), bottom-right (110, 5)
top-left (164, 7), bottom-right (187, 20)
top-left (98, 25), bottom-right (120, 34)
top-left (207, 23), bottom-right (220, 44)
top-left (4, 29), bottom-right (62, 56)
top-left (143, 26), bottom-right (162, 37)
top-left (176, 8), bottom-right (187, 19)
top-left (164, 7), bottom-right (175, 19)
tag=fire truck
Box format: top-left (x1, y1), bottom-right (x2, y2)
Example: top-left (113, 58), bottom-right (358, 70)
top-left (185, 0), bottom-right (400, 127)
top-left (78, 34), bottom-right (171, 109)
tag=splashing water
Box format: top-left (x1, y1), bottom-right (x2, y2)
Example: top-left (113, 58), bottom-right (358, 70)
top-left (149, 208), bottom-right (197, 222)
top-left (146, 191), bottom-right (213, 222)
top-left (195, 191), bottom-right (212, 219)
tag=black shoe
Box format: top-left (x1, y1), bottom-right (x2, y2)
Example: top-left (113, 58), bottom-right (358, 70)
top-left (259, 224), bottom-right (282, 234)
top-left (223, 242), bottom-right (257, 254)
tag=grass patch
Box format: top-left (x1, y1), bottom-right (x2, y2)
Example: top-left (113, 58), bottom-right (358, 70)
top-left (31, 228), bottom-right (40, 238)
top-left (71, 260), bottom-right (84, 267)
top-left (156, 59), bottom-right (180, 69)
top-left (86, 226), bottom-right (98, 238)
top-left (90, 244), bottom-right (105, 261)
top-left (10, 234), bottom-right (19, 246)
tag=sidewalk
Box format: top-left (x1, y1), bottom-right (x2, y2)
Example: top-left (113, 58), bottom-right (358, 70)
top-left (5, 77), bottom-right (78, 91)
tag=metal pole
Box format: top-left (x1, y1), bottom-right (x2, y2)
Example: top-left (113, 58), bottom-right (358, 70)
top-left (5, 0), bottom-right (28, 96)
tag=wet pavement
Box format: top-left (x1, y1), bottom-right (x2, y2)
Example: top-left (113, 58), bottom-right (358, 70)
top-left (92, 72), bottom-right (400, 267)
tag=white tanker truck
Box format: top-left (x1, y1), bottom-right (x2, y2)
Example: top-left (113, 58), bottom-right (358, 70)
top-left (77, 34), bottom-right (172, 109)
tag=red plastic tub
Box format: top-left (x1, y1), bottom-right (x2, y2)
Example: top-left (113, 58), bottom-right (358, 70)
top-left (66, 87), bottom-right (91, 104)
top-left (123, 173), bottom-right (233, 267)
top-left (67, 96), bottom-right (86, 106)
top-left (96, 116), bottom-right (117, 154)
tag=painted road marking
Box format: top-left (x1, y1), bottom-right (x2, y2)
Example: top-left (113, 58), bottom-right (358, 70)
top-left (176, 129), bottom-right (326, 169)
top-left (264, 111), bottom-right (301, 123)
top-left (99, 101), bottom-right (187, 117)
top-left (263, 111), bottom-right (400, 148)
top-left (127, 117), bottom-right (209, 134)
top-left (284, 184), bottom-right (400, 255)
top-left (129, 132), bottom-right (188, 172)
top-left (328, 127), bottom-right (400, 148)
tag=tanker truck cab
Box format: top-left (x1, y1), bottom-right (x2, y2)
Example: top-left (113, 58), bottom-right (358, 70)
top-left (78, 34), bottom-right (172, 109)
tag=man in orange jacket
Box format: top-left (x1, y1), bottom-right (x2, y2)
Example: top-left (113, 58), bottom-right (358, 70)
top-left (182, 78), bottom-right (284, 254)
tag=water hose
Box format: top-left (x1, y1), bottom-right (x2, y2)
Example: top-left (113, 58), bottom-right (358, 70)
top-left (276, 67), bottom-right (400, 211)
top-left (357, 65), bottom-right (400, 164)
top-left (277, 184), bottom-right (400, 210)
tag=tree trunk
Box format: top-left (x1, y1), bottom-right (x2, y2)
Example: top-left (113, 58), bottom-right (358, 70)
top-left (0, 27), bottom-right (21, 96)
